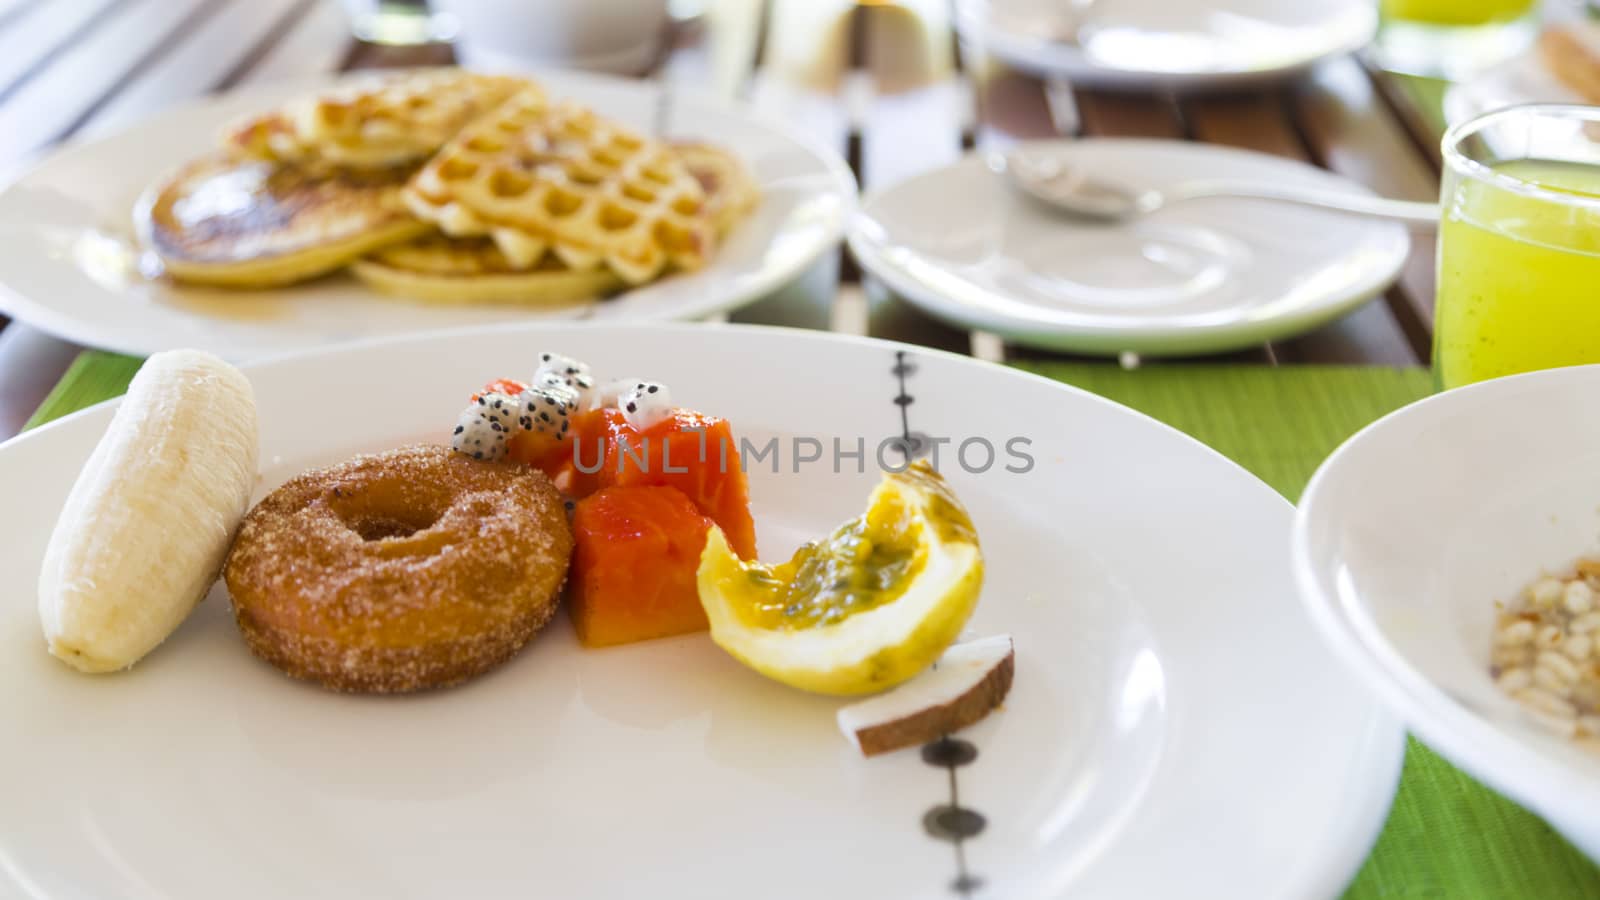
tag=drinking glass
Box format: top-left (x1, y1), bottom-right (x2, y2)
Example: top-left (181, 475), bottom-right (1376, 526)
top-left (1374, 0), bottom-right (1540, 78)
top-left (1435, 104), bottom-right (1600, 389)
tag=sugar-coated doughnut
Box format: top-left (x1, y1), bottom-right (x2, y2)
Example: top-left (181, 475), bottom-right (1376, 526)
top-left (223, 444), bottom-right (572, 693)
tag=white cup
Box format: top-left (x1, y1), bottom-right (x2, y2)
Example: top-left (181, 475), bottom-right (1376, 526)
top-left (431, 0), bottom-right (673, 75)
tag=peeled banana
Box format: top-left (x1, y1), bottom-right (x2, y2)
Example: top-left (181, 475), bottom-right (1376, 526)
top-left (37, 350), bottom-right (259, 673)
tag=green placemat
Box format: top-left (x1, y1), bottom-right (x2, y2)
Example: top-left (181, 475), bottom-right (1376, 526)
top-left (25, 353), bottom-right (1600, 898)
top-left (24, 351), bottom-right (143, 431)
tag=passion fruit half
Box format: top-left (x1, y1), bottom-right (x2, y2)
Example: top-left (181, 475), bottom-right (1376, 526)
top-left (696, 460), bottom-right (984, 696)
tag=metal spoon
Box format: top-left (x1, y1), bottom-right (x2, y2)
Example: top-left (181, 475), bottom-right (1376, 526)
top-left (994, 152), bottom-right (1441, 227)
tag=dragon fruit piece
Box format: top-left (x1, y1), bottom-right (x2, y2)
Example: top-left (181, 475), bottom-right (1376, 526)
top-left (535, 351), bottom-right (590, 378)
top-left (451, 398), bottom-right (515, 461)
top-left (592, 377), bottom-right (642, 411)
top-left (618, 380), bottom-right (672, 431)
top-left (533, 352), bottom-right (596, 409)
top-left (531, 370), bottom-right (588, 410)
top-left (515, 386), bottom-right (574, 441)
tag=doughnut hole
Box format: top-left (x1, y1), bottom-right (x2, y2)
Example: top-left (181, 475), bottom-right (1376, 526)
top-left (327, 480), bottom-right (453, 555)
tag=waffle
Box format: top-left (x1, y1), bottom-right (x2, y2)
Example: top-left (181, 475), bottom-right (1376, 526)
top-left (137, 153), bottom-right (429, 288)
top-left (358, 137), bottom-right (756, 304)
top-left (403, 88), bottom-right (718, 285)
top-left (224, 69), bottom-right (532, 170)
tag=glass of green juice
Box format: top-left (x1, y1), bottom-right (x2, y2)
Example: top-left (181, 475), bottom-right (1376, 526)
top-left (1436, 104), bottom-right (1600, 390)
top-left (1375, 0), bottom-right (1540, 78)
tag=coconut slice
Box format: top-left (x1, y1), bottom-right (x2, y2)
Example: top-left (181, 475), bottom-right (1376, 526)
top-left (837, 635), bottom-right (1014, 757)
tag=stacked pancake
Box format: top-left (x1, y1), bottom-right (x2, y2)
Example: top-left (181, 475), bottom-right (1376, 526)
top-left (135, 68), bottom-right (757, 306)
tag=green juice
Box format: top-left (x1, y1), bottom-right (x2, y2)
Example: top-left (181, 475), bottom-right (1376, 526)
top-left (1382, 0), bottom-right (1535, 26)
top-left (1435, 160), bottom-right (1600, 389)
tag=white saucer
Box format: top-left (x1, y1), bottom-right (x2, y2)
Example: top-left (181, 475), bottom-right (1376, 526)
top-left (848, 139), bottom-right (1411, 357)
top-left (954, 0), bottom-right (1376, 90)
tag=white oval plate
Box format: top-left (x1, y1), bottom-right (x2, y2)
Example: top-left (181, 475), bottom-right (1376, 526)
top-left (0, 324), bottom-right (1402, 899)
top-left (0, 71), bottom-right (855, 360)
top-left (848, 140), bottom-right (1410, 357)
top-left (1294, 365), bottom-right (1600, 861)
top-left (954, 0), bottom-right (1376, 90)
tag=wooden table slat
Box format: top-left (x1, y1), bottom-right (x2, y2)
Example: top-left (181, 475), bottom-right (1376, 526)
top-left (1074, 88), bottom-right (1186, 139)
top-left (1294, 57), bottom-right (1442, 357)
top-left (237, 0), bottom-right (352, 87)
top-left (1180, 88), bottom-right (1421, 366)
top-left (968, 60), bottom-right (1058, 147)
top-left (1364, 62), bottom-right (1447, 171)
top-left (1184, 91), bottom-right (1305, 156)
top-left (341, 38), bottom-right (454, 71)
top-left (0, 0), bottom-right (121, 103)
top-left (0, 0), bottom-right (41, 33)
top-left (0, 0), bottom-right (220, 165)
top-left (80, 0), bottom-right (311, 141)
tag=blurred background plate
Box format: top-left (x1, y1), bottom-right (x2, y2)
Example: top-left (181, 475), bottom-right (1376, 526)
top-left (953, 0), bottom-right (1377, 90)
top-left (848, 139), bottom-right (1410, 357)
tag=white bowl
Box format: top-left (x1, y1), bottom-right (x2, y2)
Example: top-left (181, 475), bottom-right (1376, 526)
top-left (1293, 365), bottom-right (1600, 860)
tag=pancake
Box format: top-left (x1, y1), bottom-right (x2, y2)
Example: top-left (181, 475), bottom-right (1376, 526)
top-left (137, 153), bottom-right (429, 288)
top-left (351, 235), bottom-right (623, 306)
top-left (671, 140), bottom-right (760, 237)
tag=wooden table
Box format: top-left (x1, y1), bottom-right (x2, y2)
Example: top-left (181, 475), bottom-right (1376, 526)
top-left (0, 0), bottom-right (1451, 440)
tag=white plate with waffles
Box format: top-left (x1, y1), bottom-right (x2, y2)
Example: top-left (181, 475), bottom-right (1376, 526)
top-left (0, 70), bottom-right (856, 360)
top-left (0, 323), bottom-right (1401, 898)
